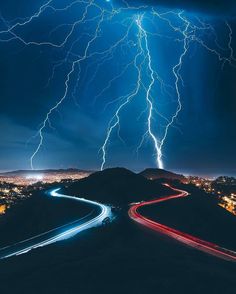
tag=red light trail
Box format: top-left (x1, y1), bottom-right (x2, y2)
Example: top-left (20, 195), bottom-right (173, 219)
top-left (128, 184), bottom-right (236, 262)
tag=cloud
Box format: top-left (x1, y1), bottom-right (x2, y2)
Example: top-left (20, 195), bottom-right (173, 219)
top-left (115, 0), bottom-right (236, 15)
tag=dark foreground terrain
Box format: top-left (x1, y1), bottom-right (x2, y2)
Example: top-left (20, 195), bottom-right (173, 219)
top-left (0, 215), bottom-right (235, 294)
top-left (0, 168), bottom-right (235, 294)
top-left (140, 183), bottom-right (236, 251)
top-left (0, 189), bottom-right (92, 247)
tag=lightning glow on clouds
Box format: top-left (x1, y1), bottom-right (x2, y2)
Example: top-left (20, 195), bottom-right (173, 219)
top-left (0, 0), bottom-right (235, 170)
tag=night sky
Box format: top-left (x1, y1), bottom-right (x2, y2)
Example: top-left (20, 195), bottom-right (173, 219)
top-left (119, 0), bottom-right (236, 15)
top-left (0, 0), bottom-right (235, 176)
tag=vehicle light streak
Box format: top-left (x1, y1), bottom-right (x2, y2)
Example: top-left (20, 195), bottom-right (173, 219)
top-left (0, 188), bottom-right (111, 260)
top-left (128, 184), bottom-right (236, 262)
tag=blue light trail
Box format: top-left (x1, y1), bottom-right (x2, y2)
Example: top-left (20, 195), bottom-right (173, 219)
top-left (0, 188), bottom-right (111, 259)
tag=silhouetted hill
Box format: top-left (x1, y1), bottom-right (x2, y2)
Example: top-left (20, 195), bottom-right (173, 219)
top-left (140, 168), bottom-right (186, 182)
top-left (63, 168), bottom-right (173, 206)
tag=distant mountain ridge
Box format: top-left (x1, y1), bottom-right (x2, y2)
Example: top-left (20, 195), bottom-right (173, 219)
top-left (140, 168), bottom-right (186, 182)
top-left (0, 168), bottom-right (92, 176)
top-left (1, 167), bottom-right (186, 182)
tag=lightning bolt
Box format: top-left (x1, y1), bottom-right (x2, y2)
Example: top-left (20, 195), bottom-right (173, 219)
top-left (100, 15), bottom-right (144, 170)
top-left (158, 11), bottom-right (190, 160)
top-left (30, 3), bottom-right (106, 169)
top-left (225, 21), bottom-right (236, 63)
top-left (149, 9), bottom-right (236, 165)
top-left (136, 15), bottom-right (163, 169)
top-left (1, 1), bottom-right (235, 171)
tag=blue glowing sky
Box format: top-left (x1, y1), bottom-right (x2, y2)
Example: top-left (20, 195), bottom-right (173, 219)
top-left (0, 1), bottom-right (235, 176)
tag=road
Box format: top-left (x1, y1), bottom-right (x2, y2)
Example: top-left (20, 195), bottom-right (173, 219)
top-left (129, 184), bottom-right (236, 262)
top-left (0, 188), bottom-right (111, 259)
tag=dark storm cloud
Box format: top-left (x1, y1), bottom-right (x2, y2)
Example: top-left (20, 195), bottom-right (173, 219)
top-left (117, 0), bottom-right (236, 15)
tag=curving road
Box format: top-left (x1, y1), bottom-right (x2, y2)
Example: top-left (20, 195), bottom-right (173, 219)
top-left (0, 188), bottom-right (111, 260)
top-left (129, 184), bottom-right (236, 262)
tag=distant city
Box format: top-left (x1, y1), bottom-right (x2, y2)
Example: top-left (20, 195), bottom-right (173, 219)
top-left (0, 169), bottom-right (235, 217)
top-left (0, 169), bottom-right (91, 215)
top-left (186, 175), bottom-right (236, 216)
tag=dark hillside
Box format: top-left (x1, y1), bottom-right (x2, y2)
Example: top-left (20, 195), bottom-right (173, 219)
top-left (63, 168), bottom-right (173, 206)
top-left (0, 190), bottom-right (92, 247)
top-left (140, 168), bottom-right (186, 182)
top-left (140, 184), bottom-right (236, 250)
